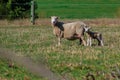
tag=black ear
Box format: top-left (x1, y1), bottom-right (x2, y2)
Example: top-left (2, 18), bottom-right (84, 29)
top-left (50, 16), bottom-right (53, 18)
top-left (83, 26), bottom-right (86, 29)
top-left (56, 16), bottom-right (59, 19)
top-left (50, 16), bottom-right (55, 18)
top-left (56, 16), bottom-right (60, 19)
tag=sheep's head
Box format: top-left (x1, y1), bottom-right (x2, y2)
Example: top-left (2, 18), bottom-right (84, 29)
top-left (84, 26), bottom-right (91, 32)
top-left (51, 16), bottom-right (58, 26)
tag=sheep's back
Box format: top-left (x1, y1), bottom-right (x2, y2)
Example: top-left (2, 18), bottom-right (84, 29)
top-left (63, 21), bottom-right (85, 38)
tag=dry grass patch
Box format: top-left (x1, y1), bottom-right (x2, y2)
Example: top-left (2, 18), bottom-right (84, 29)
top-left (0, 21), bottom-right (120, 79)
top-left (0, 18), bottom-right (120, 27)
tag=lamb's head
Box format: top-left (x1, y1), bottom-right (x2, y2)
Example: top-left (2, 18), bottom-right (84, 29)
top-left (84, 26), bottom-right (91, 32)
top-left (51, 16), bottom-right (58, 26)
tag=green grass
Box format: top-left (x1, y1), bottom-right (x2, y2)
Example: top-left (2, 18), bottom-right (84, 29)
top-left (0, 58), bottom-right (43, 80)
top-left (0, 24), bottom-right (120, 80)
top-left (36, 0), bottom-right (120, 18)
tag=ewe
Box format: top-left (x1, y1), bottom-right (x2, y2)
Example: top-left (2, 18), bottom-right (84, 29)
top-left (51, 16), bottom-right (88, 46)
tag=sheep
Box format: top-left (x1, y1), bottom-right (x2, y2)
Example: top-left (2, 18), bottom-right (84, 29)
top-left (83, 27), bottom-right (104, 46)
top-left (51, 16), bottom-right (87, 46)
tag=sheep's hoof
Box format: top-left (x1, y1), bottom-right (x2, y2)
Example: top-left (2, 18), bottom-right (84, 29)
top-left (58, 44), bottom-right (61, 47)
top-left (55, 44), bottom-right (61, 47)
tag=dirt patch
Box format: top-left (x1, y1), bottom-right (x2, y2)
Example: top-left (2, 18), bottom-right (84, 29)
top-left (0, 48), bottom-right (66, 80)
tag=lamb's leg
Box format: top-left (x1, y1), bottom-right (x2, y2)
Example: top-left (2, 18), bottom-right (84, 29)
top-left (89, 37), bottom-right (92, 46)
top-left (79, 38), bottom-right (82, 45)
top-left (87, 38), bottom-right (89, 46)
top-left (57, 31), bottom-right (63, 46)
top-left (96, 38), bottom-right (101, 46)
top-left (97, 36), bottom-right (104, 46)
top-left (100, 34), bottom-right (104, 46)
top-left (100, 40), bottom-right (104, 46)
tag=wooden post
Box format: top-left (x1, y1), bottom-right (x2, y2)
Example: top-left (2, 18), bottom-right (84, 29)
top-left (31, 1), bottom-right (35, 25)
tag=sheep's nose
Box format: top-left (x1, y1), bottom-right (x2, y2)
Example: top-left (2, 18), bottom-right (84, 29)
top-left (53, 21), bottom-right (56, 24)
top-left (53, 21), bottom-right (55, 23)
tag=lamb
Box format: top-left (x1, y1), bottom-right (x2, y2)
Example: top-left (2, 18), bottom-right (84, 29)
top-left (83, 27), bottom-right (104, 46)
top-left (51, 16), bottom-right (88, 46)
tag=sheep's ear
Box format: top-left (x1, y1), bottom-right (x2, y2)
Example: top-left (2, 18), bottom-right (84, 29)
top-left (56, 16), bottom-right (59, 19)
top-left (83, 26), bottom-right (86, 29)
top-left (50, 16), bottom-right (53, 18)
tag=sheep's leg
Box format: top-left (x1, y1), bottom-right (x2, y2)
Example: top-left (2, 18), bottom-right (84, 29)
top-left (100, 40), bottom-right (104, 46)
top-left (89, 37), bottom-right (92, 46)
top-left (96, 37), bottom-right (104, 46)
top-left (96, 34), bottom-right (104, 46)
top-left (79, 38), bottom-right (82, 45)
top-left (99, 34), bottom-right (104, 46)
top-left (96, 38), bottom-right (101, 46)
top-left (81, 36), bottom-right (86, 46)
top-left (58, 37), bottom-right (61, 46)
top-left (60, 31), bottom-right (64, 38)
top-left (87, 38), bottom-right (89, 46)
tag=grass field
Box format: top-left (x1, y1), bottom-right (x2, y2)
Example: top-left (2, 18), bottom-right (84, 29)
top-left (0, 19), bottom-right (120, 79)
top-left (36, 0), bottom-right (120, 18)
top-left (0, 59), bottom-right (43, 80)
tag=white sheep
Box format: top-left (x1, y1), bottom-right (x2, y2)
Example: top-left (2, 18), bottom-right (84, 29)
top-left (84, 27), bottom-right (104, 46)
top-left (51, 16), bottom-right (88, 46)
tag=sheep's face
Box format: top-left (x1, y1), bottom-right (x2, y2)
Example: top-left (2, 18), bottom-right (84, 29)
top-left (84, 27), bottom-right (91, 32)
top-left (51, 16), bottom-right (58, 26)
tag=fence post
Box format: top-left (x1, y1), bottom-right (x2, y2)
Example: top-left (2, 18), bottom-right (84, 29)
top-left (31, 1), bottom-right (35, 25)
